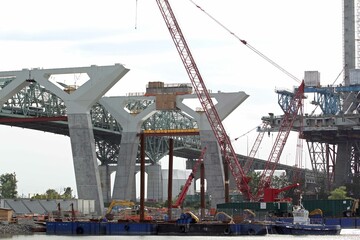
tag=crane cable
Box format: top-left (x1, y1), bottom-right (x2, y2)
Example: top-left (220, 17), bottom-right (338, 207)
top-left (233, 125), bottom-right (259, 141)
top-left (188, 0), bottom-right (302, 84)
top-left (135, 0), bottom-right (139, 29)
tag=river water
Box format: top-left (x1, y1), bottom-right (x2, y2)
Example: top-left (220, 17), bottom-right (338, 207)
top-left (1, 229), bottom-right (360, 240)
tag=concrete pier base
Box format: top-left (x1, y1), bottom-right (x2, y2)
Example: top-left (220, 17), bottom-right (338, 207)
top-left (68, 113), bottom-right (104, 215)
top-left (112, 132), bottom-right (139, 201)
top-left (200, 130), bottom-right (225, 208)
top-left (147, 164), bottom-right (163, 202)
top-left (99, 165), bottom-right (117, 204)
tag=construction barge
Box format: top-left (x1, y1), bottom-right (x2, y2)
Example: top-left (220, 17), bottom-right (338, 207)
top-left (46, 221), bottom-right (268, 236)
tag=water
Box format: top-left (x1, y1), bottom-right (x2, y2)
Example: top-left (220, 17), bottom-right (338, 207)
top-left (1, 230), bottom-right (360, 240)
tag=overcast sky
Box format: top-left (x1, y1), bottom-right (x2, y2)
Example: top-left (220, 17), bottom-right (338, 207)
top-left (0, 0), bottom-right (343, 198)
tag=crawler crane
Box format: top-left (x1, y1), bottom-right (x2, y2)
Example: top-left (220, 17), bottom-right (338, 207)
top-left (156, 0), bottom-right (304, 202)
top-left (156, 0), bottom-right (253, 200)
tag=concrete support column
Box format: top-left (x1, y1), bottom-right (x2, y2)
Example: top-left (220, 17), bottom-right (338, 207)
top-left (334, 143), bottom-right (352, 187)
top-left (200, 129), bottom-right (225, 208)
top-left (112, 132), bottom-right (139, 201)
top-left (98, 165), bottom-right (116, 205)
top-left (147, 163), bottom-right (163, 202)
top-left (68, 113), bottom-right (104, 215)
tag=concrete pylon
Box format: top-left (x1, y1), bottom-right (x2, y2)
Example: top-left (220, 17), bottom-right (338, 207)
top-left (177, 92), bottom-right (249, 207)
top-left (99, 96), bottom-right (156, 201)
top-left (100, 91), bottom-right (248, 205)
top-left (1, 64), bottom-right (129, 215)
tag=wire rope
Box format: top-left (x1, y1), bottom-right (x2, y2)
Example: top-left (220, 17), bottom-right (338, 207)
top-left (188, 0), bottom-right (301, 84)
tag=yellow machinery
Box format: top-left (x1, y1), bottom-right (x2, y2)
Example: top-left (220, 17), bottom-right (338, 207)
top-left (105, 200), bottom-right (135, 220)
top-left (105, 200), bottom-right (153, 222)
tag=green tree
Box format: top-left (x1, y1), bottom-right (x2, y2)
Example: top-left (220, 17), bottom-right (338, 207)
top-left (328, 186), bottom-right (349, 199)
top-left (46, 189), bottom-right (61, 199)
top-left (31, 187), bottom-right (74, 199)
top-left (62, 187), bottom-right (73, 199)
top-left (0, 172), bottom-right (18, 198)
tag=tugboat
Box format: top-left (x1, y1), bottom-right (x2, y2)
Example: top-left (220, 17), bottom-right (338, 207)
top-left (272, 196), bottom-right (341, 235)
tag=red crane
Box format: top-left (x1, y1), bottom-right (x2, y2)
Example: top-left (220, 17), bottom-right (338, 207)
top-left (243, 122), bottom-right (270, 173)
top-left (156, 0), bottom-right (253, 200)
top-left (263, 182), bottom-right (300, 202)
top-left (255, 81), bottom-right (305, 201)
top-left (172, 147), bottom-right (206, 208)
top-left (156, 0), bottom-right (304, 203)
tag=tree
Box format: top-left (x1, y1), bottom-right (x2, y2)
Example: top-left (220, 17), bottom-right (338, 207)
top-left (328, 186), bottom-right (349, 200)
top-left (62, 187), bottom-right (73, 199)
top-left (0, 172), bottom-right (18, 198)
top-left (31, 187), bottom-right (75, 199)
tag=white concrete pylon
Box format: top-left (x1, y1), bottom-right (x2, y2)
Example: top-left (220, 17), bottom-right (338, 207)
top-left (0, 64), bottom-right (130, 215)
top-left (99, 91), bottom-right (248, 206)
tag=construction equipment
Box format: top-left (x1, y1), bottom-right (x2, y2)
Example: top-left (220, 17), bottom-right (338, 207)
top-left (105, 200), bottom-right (135, 220)
top-left (243, 122), bottom-right (270, 173)
top-left (263, 182), bottom-right (300, 202)
top-left (105, 200), bottom-right (153, 222)
top-left (172, 147), bottom-right (206, 208)
top-left (156, 0), bottom-right (304, 202)
top-left (255, 81), bottom-right (305, 201)
top-left (156, 0), bottom-right (253, 201)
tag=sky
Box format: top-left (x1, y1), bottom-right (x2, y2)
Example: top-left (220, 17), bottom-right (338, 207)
top-left (0, 0), bottom-right (344, 198)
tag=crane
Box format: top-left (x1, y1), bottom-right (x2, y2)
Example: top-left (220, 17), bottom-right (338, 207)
top-left (243, 122), bottom-right (270, 173)
top-left (255, 81), bottom-right (305, 201)
top-left (156, 0), bottom-right (253, 200)
top-left (172, 147), bottom-right (206, 208)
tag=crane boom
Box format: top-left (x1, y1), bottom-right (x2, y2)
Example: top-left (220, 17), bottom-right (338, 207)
top-left (256, 81), bottom-right (305, 200)
top-left (156, 0), bottom-right (252, 200)
top-left (243, 122), bottom-right (269, 173)
top-left (172, 147), bottom-right (206, 208)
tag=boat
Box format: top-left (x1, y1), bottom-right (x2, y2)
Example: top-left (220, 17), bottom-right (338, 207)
top-left (271, 198), bottom-right (341, 235)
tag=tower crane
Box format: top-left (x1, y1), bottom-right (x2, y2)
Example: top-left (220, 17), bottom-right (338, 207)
top-left (156, 0), bottom-right (253, 200)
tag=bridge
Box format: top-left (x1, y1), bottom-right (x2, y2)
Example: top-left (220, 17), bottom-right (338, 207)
top-left (0, 65), bottom-right (307, 214)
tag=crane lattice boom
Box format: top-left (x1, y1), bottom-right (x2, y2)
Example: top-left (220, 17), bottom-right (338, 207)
top-left (256, 81), bottom-right (305, 200)
top-left (172, 147), bottom-right (207, 208)
top-left (243, 122), bottom-right (270, 173)
top-left (156, 0), bottom-right (252, 200)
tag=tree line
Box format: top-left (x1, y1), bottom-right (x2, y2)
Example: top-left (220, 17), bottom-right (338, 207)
top-left (0, 172), bottom-right (74, 199)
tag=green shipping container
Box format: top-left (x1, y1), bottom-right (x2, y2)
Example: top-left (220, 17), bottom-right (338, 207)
top-left (302, 199), bottom-right (354, 217)
top-left (217, 202), bottom-right (293, 217)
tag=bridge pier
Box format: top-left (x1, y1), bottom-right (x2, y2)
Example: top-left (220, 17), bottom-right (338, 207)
top-left (99, 97), bottom-right (156, 202)
top-left (0, 65), bottom-right (129, 215)
top-left (67, 113), bottom-right (104, 214)
top-left (98, 165), bottom-right (117, 204)
top-left (112, 132), bottom-right (139, 201)
top-left (334, 143), bottom-right (352, 187)
top-left (177, 92), bottom-right (248, 207)
top-left (147, 163), bottom-right (163, 202)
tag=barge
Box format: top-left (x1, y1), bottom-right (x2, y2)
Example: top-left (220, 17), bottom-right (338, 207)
top-left (46, 221), bottom-right (268, 236)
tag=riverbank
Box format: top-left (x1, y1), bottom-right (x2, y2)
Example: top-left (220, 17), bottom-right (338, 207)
top-left (0, 219), bottom-right (37, 235)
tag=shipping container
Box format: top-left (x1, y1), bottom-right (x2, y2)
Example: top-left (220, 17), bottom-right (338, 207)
top-left (217, 201), bottom-right (293, 217)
